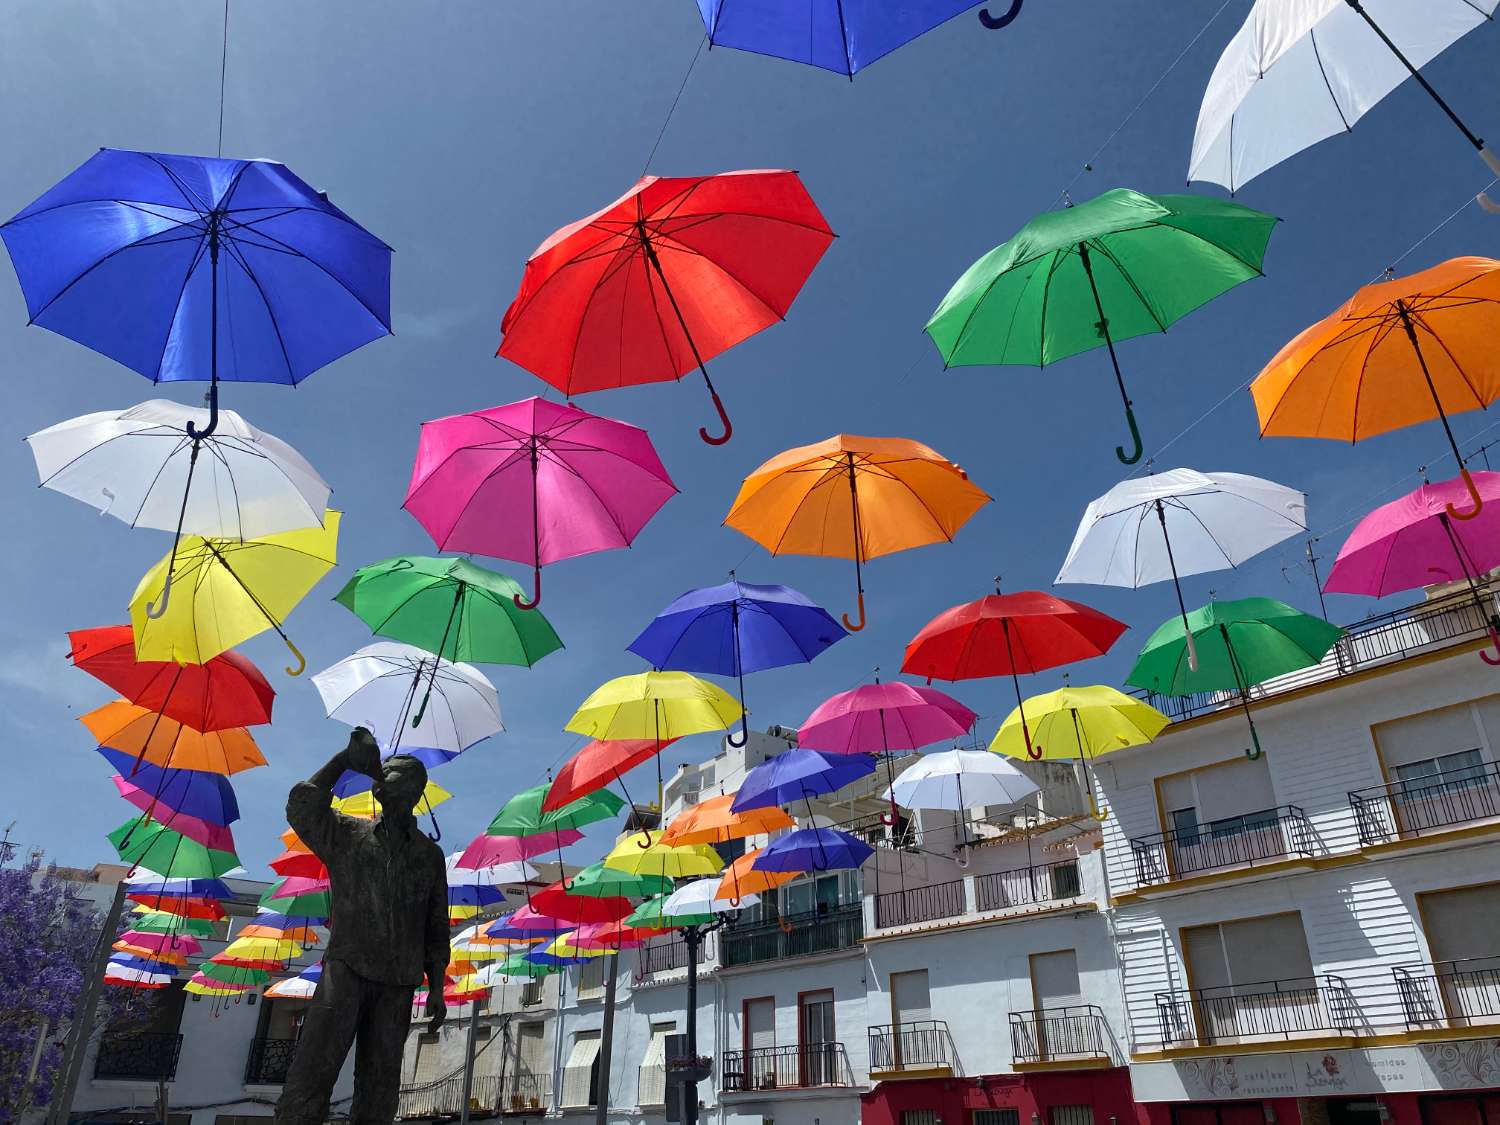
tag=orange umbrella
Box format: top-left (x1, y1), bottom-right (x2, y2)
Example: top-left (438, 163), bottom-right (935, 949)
top-left (725, 434), bottom-right (990, 631)
top-left (240, 923), bottom-right (319, 943)
top-left (1253, 256), bottom-right (1500, 521)
top-left (113, 941), bottom-right (188, 966)
top-left (715, 847), bottom-right (800, 903)
top-left (82, 700), bottom-right (266, 775)
top-left (660, 794), bottom-right (795, 846)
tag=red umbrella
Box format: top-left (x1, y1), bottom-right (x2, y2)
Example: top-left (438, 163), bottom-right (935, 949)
top-left (529, 881), bottom-right (634, 924)
top-left (269, 848), bottom-right (329, 879)
top-left (542, 737), bottom-right (678, 812)
top-left (498, 170), bottom-right (835, 444)
top-left (901, 588), bottom-right (1127, 759)
top-left (68, 625), bottom-right (274, 732)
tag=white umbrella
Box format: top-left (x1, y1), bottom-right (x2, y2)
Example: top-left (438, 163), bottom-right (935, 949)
top-left (445, 852), bottom-right (536, 887)
top-left (264, 975), bottom-right (318, 1000)
top-left (662, 877), bottom-right (759, 916)
top-left (1190, 0), bottom-right (1500, 209)
top-left (1056, 468), bottom-right (1307, 670)
top-left (25, 399), bottom-right (329, 538)
top-left (884, 749), bottom-right (1040, 811)
top-left (312, 642), bottom-right (503, 757)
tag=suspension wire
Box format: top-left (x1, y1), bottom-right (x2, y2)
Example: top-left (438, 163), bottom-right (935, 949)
top-left (217, 0), bottom-right (230, 157)
top-left (641, 35), bottom-right (707, 177)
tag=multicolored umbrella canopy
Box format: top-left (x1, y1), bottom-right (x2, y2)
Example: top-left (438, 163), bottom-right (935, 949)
top-left (730, 748), bottom-right (877, 813)
top-left (108, 818), bottom-right (239, 879)
top-left (886, 749), bottom-right (1039, 812)
top-left (725, 434), bottom-right (990, 630)
top-left (628, 578), bottom-right (845, 745)
top-left (334, 779), bottom-right (452, 820)
top-left (926, 189), bottom-right (1277, 464)
top-left (662, 878), bottom-right (757, 917)
top-left (799, 682), bottom-right (976, 752)
top-left (486, 907), bottom-right (571, 939)
top-left (404, 397), bottom-right (677, 609)
top-left (1127, 597), bottom-right (1344, 759)
top-left (127, 909), bottom-right (217, 939)
top-left (529, 881), bottom-right (634, 924)
top-left (498, 172), bottom-right (834, 444)
top-left (755, 827), bottom-right (872, 873)
top-left (659, 793), bottom-right (795, 846)
top-left (1253, 258), bottom-right (1500, 520)
top-left (543, 737), bottom-right (677, 813)
top-left (626, 892), bottom-right (715, 930)
top-left (457, 830), bottom-right (583, 869)
top-left (82, 701), bottom-right (266, 775)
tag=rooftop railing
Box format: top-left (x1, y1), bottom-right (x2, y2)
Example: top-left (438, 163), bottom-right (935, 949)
top-left (870, 858), bottom-right (1084, 932)
top-left (1129, 806), bottom-right (1314, 887)
top-left (1350, 763), bottom-right (1500, 846)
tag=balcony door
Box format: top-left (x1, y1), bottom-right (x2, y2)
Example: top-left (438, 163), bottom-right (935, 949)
top-left (514, 1020), bottom-right (547, 1106)
top-left (1377, 701), bottom-right (1498, 838)
top-left (1182, 912), bottom-right (1317, 1044)
top-left (889, 968), bottom-right (931, 1070)
top-left (799, 989), bottom-right (836, 1086)
top-left (1158, 756), bottom-right (1278, 876)
top-left (1419, 883), bottom-right (1500, 1026)
top-left (1029, 949), bottom-right (1083, 1060)
top-left (743, 996), bottom-right (776, 1089)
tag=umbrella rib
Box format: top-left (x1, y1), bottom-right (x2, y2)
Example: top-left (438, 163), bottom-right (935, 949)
top-left (140, 152), bottom-right (223, 215)
top-left (1087, 241), bottom-right (1168, 333)
top-left (1410, 309), bottom-right (1489, 410)
top-left (1308, 29), bottom-right (1352, 132)
top-left (1161, 495), bottom-right (1239, 570)
top-left (23, 218), bottom-right (211, 328)
top-left (649, 236), bottom-right (786, 325)
top-left (212, 235), bottom-right (301, 383)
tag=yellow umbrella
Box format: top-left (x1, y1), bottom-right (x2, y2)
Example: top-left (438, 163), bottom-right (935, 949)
top-left (566, 671), bottom-right (741, 742)
top-left (332, 779), bottom-right (452, 820)
top-left (219, 936), bottom-right (303, 962)
top-left (603, 832), bottom-right (724, 879)
top-left (129, 511), bottom-right (341, 674)
top-left (543, 933), bottom-right (614, 959)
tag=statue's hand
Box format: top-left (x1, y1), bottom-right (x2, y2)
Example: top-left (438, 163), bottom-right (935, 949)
top-left (426, 990), bottom-right (447, 1031)
top-left (344, 727), bottom-right (382, 778)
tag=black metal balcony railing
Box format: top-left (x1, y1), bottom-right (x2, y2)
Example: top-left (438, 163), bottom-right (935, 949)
top-left (1010, 1005), bottom-right (1112, 1064)
top-left (1395, 957), bottom-right (1500, 1028)
top-left (1154, 975), bottom-right (1358, 1047)
top-left (874, 878), bottom-right (966, 928)
top-left (499, 1072), bottom-right (551, 1113)
top-left (1350, 763), bottom-right (1500, 846)
top-left (974, 858), bottom-right (1082, 912)
top-left (720, 1043), bottom-right (854, 1092)
top-left (635, 933), bottom-right (713, 979)
top-left (720, 904), bottom-right (863, 968)
top-left (93, 1030), bottom-right (183, 1081)
top-left (244, 1036), bottom-right (298, 1085)
top-left (1129, 806), bottom-right (1314, 887)
top-left (868, 1020), bottom-right (956, 1073)
top-left (397, 1073), bottom-right (509, 1118)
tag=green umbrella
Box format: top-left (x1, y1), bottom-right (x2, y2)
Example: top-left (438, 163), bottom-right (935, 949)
top-left (198, 961), bottom-right (271, 986)
top-left (334, 555), bottom-right (563, 725)
top-left (566, 860), bottom-right (672, 899)
top-left (497, 952), bottom-right (561, 978)
top-left (108, 818), bottom-right (239, 879)
top-left (485, 785), bottom-right (624, 837)
top-left (925, 189), bottom-right (1278, 464)
top-left (259, 882), bottom-right (331, 917)
top-left (127, 910), bottom-right (217, 938)
top-left (626, 893), bottom-right (714, 930)
top-left (1126, 597), bottom-right (1342, 759)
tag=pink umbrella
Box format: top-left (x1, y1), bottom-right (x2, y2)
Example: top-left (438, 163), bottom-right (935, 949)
top-left (111, 777), bottom-right (237, 853)
top-left (404, 397), bottom-right (677, 609)
top-left (798, 679), bottom-right (977, 823)
top-left (272, 875), bottom-right (331, 899)
top-left (118, 930), bottom-right (203, 956)
top-left (1326, 471), bottom-right (1500, 663)
top-left (456, 830), bottom-right (583, 869)
top-left (506, 904), bottom-right (574, 930)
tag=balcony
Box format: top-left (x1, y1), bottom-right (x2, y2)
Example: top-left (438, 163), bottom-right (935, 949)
top-left (719, 904), bottom-right (862, 968)
top-left (720, 1043), bottom-right (855, 1092)
top-left (93, 1031), bottom-right (183, 1081)
top-left (635, 932), bottom-right (713, 980)
top-left (868, 1020), bottom-right (957, 1078)
top-left (874, 877), bottom-right (967, 928)
top-left (871, 859), bottom-right (1084, 933)
top-left (244, 1036), bottom-right (298, 1085)
top-left (499, 1073), bottom-right (551, 1114)
top-left (1154, 975), bottom-right (1358, 1049)
top-left (1010, 1005), bottom-right (1114, 1067)
top-left (398, 1072), bottom-right (549, 1118)
top-left (1395, 957), bottom-right (1500, 1030)
top-left (1129, 806), bottom-right (1314, 888)
top-left (1350, 764), bottom-right (1500, 847)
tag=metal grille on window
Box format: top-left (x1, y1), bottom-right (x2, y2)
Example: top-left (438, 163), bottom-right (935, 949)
top-left (902, 1112), bottom-right (941, 1125)
top-left (975, 1112), bottom-right (1021, 1125)
top-left (1052, 1106), bottom-right (1096, 1125)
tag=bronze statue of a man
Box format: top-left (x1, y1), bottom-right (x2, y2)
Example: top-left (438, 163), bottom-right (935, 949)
top-left (275, 728), bottom-right (449, 1125)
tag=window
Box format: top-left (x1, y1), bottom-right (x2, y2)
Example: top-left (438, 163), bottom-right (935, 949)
top-left (976, 1113), bottom-right (1021, 1125)
top-left (799, 989), bottom-right (836, 1085)
top-left (520, 979), bottom-right (544, 1007)
top-left (1030, 950), bottom-right (1082, 1010)
top-left (744, 997), bottom-right (776, 1055)
top-left (413, 1032), bottom-right (447, 1085)
top-left (577, 957), bottom-right (606, 1000)
top-left (1397, 749), bottom-right (1487, 791)
top-left (890, 969), bottom-right (931, 1027)
top-left (1421, 884), bottom-right (1500, 963)
top-left (1418, 883), bottom-right (1500, 1024)
top-left (903, 1113), bottom-right (940, 1125)
top-left (214, 1118), bottom-right (271, 1125)
top-left (560, 1031), bottom-right (602, 1107)
top-left (782, 871), bottom-right (857, 916)
top-left (1051, 1108), bottom-right (1094, 1125)
top-left (1181, 913), bottom-right (1320, 1042)
top-left (1159, 756), bottom-right (1277, 837)
top-left (516, 1021), bottom-right (547, 1079)
top-left (638, 1021), bottom-right (675, 1106)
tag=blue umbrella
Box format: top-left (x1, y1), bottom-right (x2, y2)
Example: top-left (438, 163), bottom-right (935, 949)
top-left (696, 0), bottom-right (1022, 78)
top-left (730, 749), bottom-right (876, 813)
top-left (124, 874), bottom-right (233, 899)
top-left (754, 827), bottom-right (873, 872)
top-left (253, 910), bottom-right (327, 932)
top-left (627, 577), bottom-right (845, 746)
top-left (523, 951), bottom-right (591, 968)
top-left (448, 883), bottom-right (506, 908)
top-left (96, 746), bottom-right (239, 825)
top-left (108, 953), bottom-right (180, 975)
top-left (484, 914), bottom-right (570, 942)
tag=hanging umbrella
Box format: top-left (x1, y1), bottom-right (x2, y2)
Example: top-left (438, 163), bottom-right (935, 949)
top-left (219, 936), bottom-right (303, 964)
top-left (567, 671), bottom-right (743, 742)
top-left (570, 921), bottom-right (671, 950)
top-left (541, 935), bottom-right (614, 960)
top-left (628, 577), bottom-right (846, 745)
top-left (498, 172), bottom-right (834, 444)
top-left (126, 874), bottom-right (232, 900)
top-left (70, 626), bottom-right (274, 732)
top-left (697, 0), bottom-right (1011, 77)
top-left (486, 908), bottom-right (571, 940)
top-left (725, 434), bottom-right (990, 630)
top-left (108, 818), bottom-right (239, 879)
top-left (626, 892), bottom-right (716, 930)
top-left (260, 879), bottom-right (330, 918)
top-left (0, 148), bottom-right (391, 411)
top-left (457, 830), bottom-right (583, 870)
top-left (114, 943), bottom-right (188, 968)
top-left (482, 953), bottom-right (560, 980)
top-left (543, 737), bottom-right (678, 813)
top-left (602, 833), bottom-right (725, 879)
top-left (886, 749), bottom-right (1039, 811)
top-left (1127, 597), bottom-right (1343, 759)
top-left (329, 745), bottom-right (458, 798)
top-left (529, 881), bottom-right (634, 924)
top-left (448, 884), bottom-right (507, 909)
top-left (1189, 0), bottom-right (1500, 207)
top-left (660, 793), bottom-right (795, 846)
top-left (730, 748), bottom-right (877, 813)
top-left (1056, 469), bottom-right (1307, 671)
top-left (1253, 258), bottom-right (1500, 520)
top-left (754, 827), bottom-right (872, 873)
top-left (127, 910), bottom-right (216, 939)
top-left (333, 779), bottom-right (452, 820)
top-left (485, 785), bottom-right (624, 837)
top-left (239, 912), bottom-right (320, 943)
top-left (116, 930), bottom-right (203, 958)
top-left (901, 588), bottom-right (1126, 759)
top-left (717, 848), bottom-right (799, 902)
top-left (564, 861), bottom-right (673, 900)
top-left (312, 642), bottom-right (503, 758)
top-left (445, 852), bottom-right (536, 887)
top-left (111, 779), bottom-right (235, 852)
top-left (94, 747), bottom-right (239, 823)
top-left (661, 878), bottom-right (758, 917)
top-left (272, 876), bottom-right (332, 900)
top-left (266, 963), bottom-right (322, 999)
top-left (129, 512), bottom-right (341, 673)
top-left (926, 189), bottom-right (1277, 464)
top-left (404, 397), bottom-right (677, 609)
top-left (83, 701), bottom-right (266, 775)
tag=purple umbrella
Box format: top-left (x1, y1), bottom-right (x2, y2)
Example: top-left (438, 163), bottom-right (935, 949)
top-left (753, 827), bottom-right (872, 873)
top-left (1326, 471), bottom-right (1500, 663)
top-left (730, 749), bottom-right (876, 814)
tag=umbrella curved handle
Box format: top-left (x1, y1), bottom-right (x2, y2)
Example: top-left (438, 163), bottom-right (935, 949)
top-left (881, 793), bottom-right (899, 826)
top-left (1028, 740), bottom-right (1044, 761)
top-left (185, 390), bottom-right (220, 441)
top-left (636, 830), bottom-right (654, 851)
top-left (145, 573), bottom-right (175, 619)
top-left (282, 635), bottom-right (306, 677)
top-left (412, 680), bottom-right (435, 729)
top-left (842, 591), bottom-right (867, 633)
top-left (778, 915), bottom-right (794, 935)
top-left (514, 565), bottom-right (541, 611)
top-left (1479, 148), bottom-right (1500, 213)
top-left (1447, 468), bottom-right (1484, 521)
top-left (699, 388), bottom-right (733, 446)
top-left (1115, 405), bottom-right (1143, 465)
top-left (726, 725), bottom-right (748, 748)
top-left (977, 0), bottom-right (1023, 27)
top-left (955, 846), bottom-right (971, 869)
top-left (1480, 623), bottom-right (1500, 666)
top-left (1245, 725), bottom-right (1264, 761)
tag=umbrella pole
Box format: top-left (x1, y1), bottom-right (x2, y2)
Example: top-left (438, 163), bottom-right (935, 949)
top-left (1397, 301), bottom-right (1484, 519)
top-left (876, 700), bottom-right (899, 826)
top-left (728, 599), bottom-right (749, 747)
top-left (801, 786), bottom-right (830, 869)
top-left (202, 543), bottom-right (307, 675)
top-left (186, 220), bottom-right (222, 441)
top-left (1078, 241), bottom-right (1143, 465)
top-left (1071, 708), bottom-right (1104, 819)
top-left (1220, 624), bottom-right (1263, 760)
top-left (1001, 619), bottom-right (1040, 759)
top-left (639, 701), bottom-right (662, 849)
top-left (1437, 512), bottom-right (1500, 664)
top-left (638, 225), bottom-right (732, 444)
top-left (414, 583), bottom-right (465, 727)
top-left (842, 452), bottom-right (867, 631)
top-left (144, 442), bottom-right (203, 620)
top-left (1155, 499), bottom-right (1201, 673)
top-left (516, 442), bottom-right (544, 608)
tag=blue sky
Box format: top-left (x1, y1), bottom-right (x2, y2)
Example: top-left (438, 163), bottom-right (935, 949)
top-left (1, 1), bottom-right (1497, 876)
